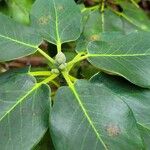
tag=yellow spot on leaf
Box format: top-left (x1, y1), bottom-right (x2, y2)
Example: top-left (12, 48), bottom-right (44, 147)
top-left (89, 34), bottom-right (100, 41)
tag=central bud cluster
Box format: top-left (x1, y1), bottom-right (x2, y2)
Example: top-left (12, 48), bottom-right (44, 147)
top-left (51, 52), bottom-right (67, 74)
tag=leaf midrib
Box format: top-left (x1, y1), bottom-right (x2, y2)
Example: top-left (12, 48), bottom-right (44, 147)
top-left (0, 82), bottom-right (41, 122)
top-left (69, 83), bottom-right (108, 150)
top-left (0, 34), bottom-right (37, 49)
top-left (52, 0), bottom-right (61, 45)
top-left (137, 122), bottom-right (150, 131)
top-left (88, 53), bottom-right (150, 57)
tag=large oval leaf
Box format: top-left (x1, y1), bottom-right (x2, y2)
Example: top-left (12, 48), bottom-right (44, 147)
top-left (0, 13), bottom-right (42, 62)
top-left (31, 0), bottom-right (82, 49)
top-left (87, 31), bottom-right (150, 88)
top-left (90, 72), bottom-right (150, 149)
top-left (50, 80), bottom-right (143, 150)
top-left (0, 68), bottom-right (50, 150)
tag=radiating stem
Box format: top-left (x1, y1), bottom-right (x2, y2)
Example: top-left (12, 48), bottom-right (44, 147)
top-left (51, 80), bottom-right (60, 88)
top-left (101, 0), bottom-right (105, 32)
top-left (57, 42), bottom-right (62, 52)
top-left (29, 71), bottom-right (52, 76)
top-left (69, 75), bottom-right (77, 82)
top-left (62, 71), bottom-right (74, 89)
top-left (67, 54), bottom-right (88, 71)
top-left (101, 0), bottom-right (105, 12)
top-left (37, 48), bottom-right (55, 64)
top-left (81, 5), bottom-right (100, 13)
top-left (40, 74), bottom-right (58, 84)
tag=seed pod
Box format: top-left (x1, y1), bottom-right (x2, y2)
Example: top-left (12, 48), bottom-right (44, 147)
top-left (55, 52), bottom-right (66, 65)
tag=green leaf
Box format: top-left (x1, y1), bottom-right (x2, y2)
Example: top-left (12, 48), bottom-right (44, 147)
top-left (6, 0), bottom-right (34, 24)
top-left (31, 0), bottom-right (82, 50)
top-left (50, 80), bottom-right (143, 150)
top-left (87, 31), bottom-right (150, 88)
top-left (138, 125), bottom-right (150, 149)
top-left (120, 2), bottom-right (150, 31)
top-left (0, 13), bottom-right (42, 62)
top-left (90, 72), bottom-right (150, 149)
top-left (83, 10), bottom-right (123, 36)
top-left (0, 68), bottom-right (50, 150)
top-left (76, 9), bottom-right (138, 53)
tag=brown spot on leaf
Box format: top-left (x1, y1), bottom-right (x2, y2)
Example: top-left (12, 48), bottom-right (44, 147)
top-left (38, 15), bottom-right (51, 25)
top-left (89, 34), bottom-right (100, 41)
top-left (106, 123), bottom-right (121, 137)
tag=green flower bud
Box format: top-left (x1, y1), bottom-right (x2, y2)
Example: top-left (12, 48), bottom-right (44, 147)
top-left (55, 52), bottom-right (66, 65)
top-left (51, 69), bottom-right (60, 74)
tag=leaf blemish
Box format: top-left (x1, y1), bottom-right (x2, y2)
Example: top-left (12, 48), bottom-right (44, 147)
top-left (38, 15), bottom-right (51, 25)
top-left (89, 34), bottom-right (100, 41)
top-left (106, 123), bottom-right (121, 137)
top-left (57, 5), bottom-right (64, 11)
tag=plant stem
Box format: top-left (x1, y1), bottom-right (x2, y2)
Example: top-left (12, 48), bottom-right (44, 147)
top-left (101, 0), bottom-right (105, 12)
top-left (62, 71), bottom-right (74, 88)
top-left (130, 0), bottom-right (139, 8)
top-left (51, 80), bottom-right (60, 88)
top-left (37, 48), bottom-right (55, 64)
top-left (67, 54), bottom-right (88, 71)
top-left (40, 74), bottom-right (58, 84)
top-left (57, 42), bottom-right (62, 52)
top-left (51, 92), bottom-right (56, 97)
top-left (29, 71), bottom-right (52, 76)
top-left (69, 75), bottom-right (77, 82)
top-left (81, 5), bottom-right (100, 13)
top-left (101, 0), bottom-right (105, 32)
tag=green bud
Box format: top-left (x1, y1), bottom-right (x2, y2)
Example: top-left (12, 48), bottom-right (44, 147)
top-left (51, 69), bottom-right (60, 74)
top-left (55, 52), bottom-right (66, 65)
